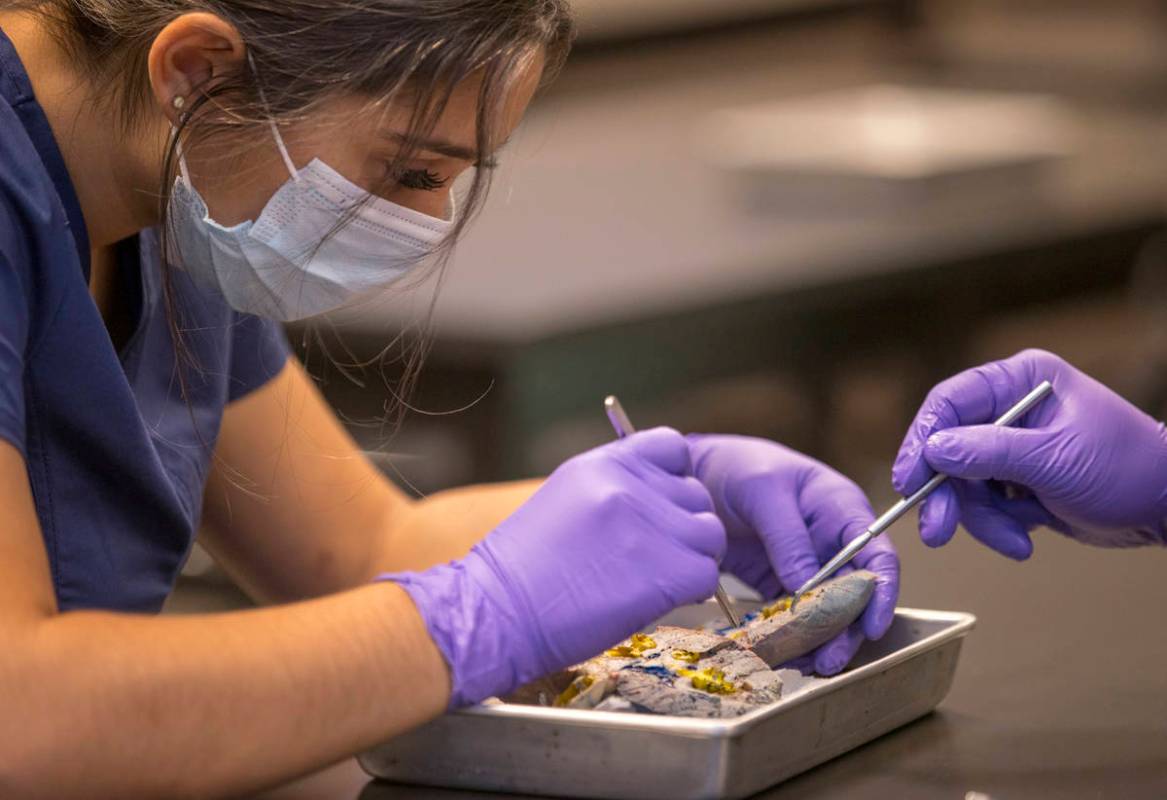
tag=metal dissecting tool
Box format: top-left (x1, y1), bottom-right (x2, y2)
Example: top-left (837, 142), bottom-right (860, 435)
top-left (790, 380), bottom-right (1056, 609)
top-left (603, 395), bottom-right (742, 628)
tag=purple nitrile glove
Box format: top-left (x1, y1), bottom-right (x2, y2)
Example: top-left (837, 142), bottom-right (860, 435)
top-left (687, 434), bottom-right (900, 676)
top-left (379, 428), bottom-right (726, 708)
top-left (893, 349), bottom-right (1167, 557)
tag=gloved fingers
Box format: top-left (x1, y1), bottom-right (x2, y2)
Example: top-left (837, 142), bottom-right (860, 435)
top-left (918, 482), bottom-right (961, 547)
top-left (924, 425), bottom-right (1054, 488)
top-left (731, 481), bottom-right (822, 596)
top-left (751, 570), bottom-right (783, 600)
top-left (723, 538), bottom-right (783, 598)
top-left (995, 492), bottom-right (1060, 530)
top-left (813, 621), bottom-right (866, 676)
top-left (955, 480), bottom-right (1034, 560)
top-left (616, 426), bottom-right (692, 476)
top-left (635, 471), bottom-right (716, 515)
top-left (893, 367), bottom-right (1002, 495)
top-left (651, 544), bottom-right (724, 608)
top-left (665, 510), bottom-right (728, 563)
top-left (799, 467), bottom-right (877, 561)
top-left (848, 536), bottom-right (899, 640)
top-left (892, 352), bottom-right (1057, 496)
top-left (627, 478), bottom-right (726, 563)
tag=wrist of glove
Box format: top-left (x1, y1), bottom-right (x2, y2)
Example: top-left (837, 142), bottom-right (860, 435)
top-left (377, 543), bottom-right (541, 709)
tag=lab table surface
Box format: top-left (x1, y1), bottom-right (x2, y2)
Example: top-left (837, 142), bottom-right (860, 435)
top-left (253, 511), bottom-right (1167, 799)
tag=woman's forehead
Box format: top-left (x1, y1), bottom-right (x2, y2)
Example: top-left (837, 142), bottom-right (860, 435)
top-left (302, 49), bottom-right (545, 159)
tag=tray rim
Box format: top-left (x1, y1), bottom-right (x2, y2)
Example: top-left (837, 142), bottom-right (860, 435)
top-left (448, 607), bottom-right (976, 739)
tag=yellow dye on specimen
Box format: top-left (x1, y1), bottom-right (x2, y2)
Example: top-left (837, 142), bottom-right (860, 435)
top-left (553, 675), bottom-right (595, 707)
top-left (679, 667), bottom-right (737, 695)
top-left (671, 650), bottom-right (701, 664)
top-left (761, 596), bottom-right (794, 619)
top-left (605, 633), bottom-right (657, 658)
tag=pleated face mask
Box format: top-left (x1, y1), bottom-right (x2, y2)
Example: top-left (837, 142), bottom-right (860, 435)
top-left (168, 120), bottom-right (455, 322)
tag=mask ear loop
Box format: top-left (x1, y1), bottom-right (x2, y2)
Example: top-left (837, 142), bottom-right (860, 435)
top-left (169, 94), bottom-right (193, 186)
top-left (173, 129), bottom-right (192, 186)
top-left (247, 51), bottom-right (299, 182)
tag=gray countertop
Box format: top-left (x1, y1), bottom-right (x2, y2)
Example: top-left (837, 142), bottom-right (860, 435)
top-left (254, 508), bottom-right (1167, 799)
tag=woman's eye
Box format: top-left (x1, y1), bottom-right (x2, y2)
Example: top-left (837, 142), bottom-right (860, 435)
top-left (397, 168), bottom-right (449, 192)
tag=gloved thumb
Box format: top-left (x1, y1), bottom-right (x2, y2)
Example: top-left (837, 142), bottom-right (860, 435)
top-left (923, 425), bottom-right (1051, 487)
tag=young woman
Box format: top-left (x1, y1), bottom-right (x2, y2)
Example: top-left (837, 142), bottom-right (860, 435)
top-left (0, 2), bottom-right (899, 796)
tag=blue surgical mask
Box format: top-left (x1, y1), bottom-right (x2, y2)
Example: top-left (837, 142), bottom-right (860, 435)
top-left (167, 122), bottom-right (455, 322)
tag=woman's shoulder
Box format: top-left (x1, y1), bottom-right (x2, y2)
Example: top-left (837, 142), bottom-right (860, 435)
top-left (0, 102), bottom-right (41, 293)
top-left (0, 99), bottom-right (70, 260)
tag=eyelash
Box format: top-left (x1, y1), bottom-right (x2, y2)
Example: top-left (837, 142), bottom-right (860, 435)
top-left (398, 169), bottom-right (448, 192)
top-left (393, 159), bottom-right (500, 193)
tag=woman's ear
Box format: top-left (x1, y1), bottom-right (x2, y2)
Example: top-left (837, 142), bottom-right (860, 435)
top-left (147, 12), bottom-right (246, 125)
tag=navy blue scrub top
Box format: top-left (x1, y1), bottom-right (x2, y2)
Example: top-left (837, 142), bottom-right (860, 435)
top-left (0, 28), bottom-right (291, 612)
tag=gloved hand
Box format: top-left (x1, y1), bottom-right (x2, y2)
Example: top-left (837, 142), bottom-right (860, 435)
top-left (379, 428), bottom-right (726, 707)
top-left (687, 434), bottom-right (900, 676)
top-left (893, 349), bottom-right (1167, 557)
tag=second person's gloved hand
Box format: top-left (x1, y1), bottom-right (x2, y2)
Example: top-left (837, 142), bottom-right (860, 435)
top-left (380, 428), bottom-right (726, 707)
top-left (687, 435), bottom-right (900, 676)
top-left (894, 349), bottom-right (1167, 556)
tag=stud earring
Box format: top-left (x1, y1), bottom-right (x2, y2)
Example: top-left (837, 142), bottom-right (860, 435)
top-left (172, 95), bottom-right (186, 111)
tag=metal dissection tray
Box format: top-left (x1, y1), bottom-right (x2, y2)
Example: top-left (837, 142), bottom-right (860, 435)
top-left (360, 606), bottom-right (975, 799)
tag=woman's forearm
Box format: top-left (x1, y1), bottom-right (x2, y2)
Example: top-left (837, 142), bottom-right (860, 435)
top-left (201, 363), bottom-right (540, 603)
top-left (371, 479), bottom-right (541, 574)
top-left (4, 582), bottom-right (447, 799)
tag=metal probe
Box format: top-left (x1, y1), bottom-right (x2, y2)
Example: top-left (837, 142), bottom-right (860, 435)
top-left (603, 395), bottom-right (742, 628)
top-left (790, 380), bottom-right (1056, 609)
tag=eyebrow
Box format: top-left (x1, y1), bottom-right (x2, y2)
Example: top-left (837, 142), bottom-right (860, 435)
top-left (388, 132), bottom-right (479, 162)
top-left (388, 132), bottom-right (513, 163)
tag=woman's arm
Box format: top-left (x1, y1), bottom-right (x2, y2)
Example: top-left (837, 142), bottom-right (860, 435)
top-left (200, 358), bottom-right (538, 603)
top-left (374, 478), bottom-right (540, 572)
top-left (0, 441), bottom-right (449, 799)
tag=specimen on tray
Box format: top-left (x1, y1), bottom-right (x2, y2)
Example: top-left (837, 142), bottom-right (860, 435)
top-left (506, 570), bottom-right (877, 718)
top-left (611, 627), bottom-right (783, 718)
top-left (735, 570), bottom-right (876, 667)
